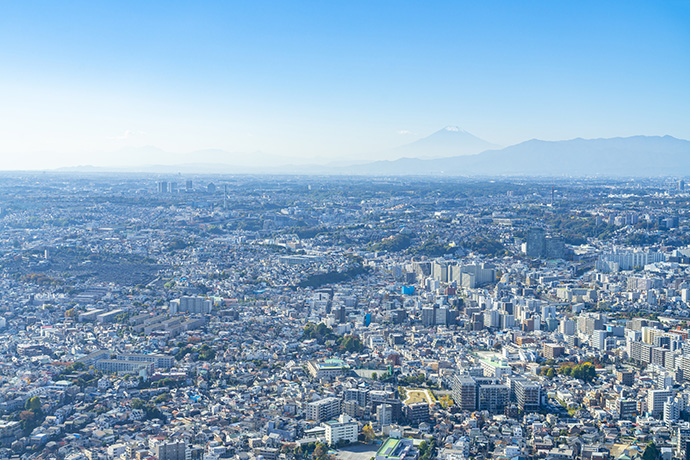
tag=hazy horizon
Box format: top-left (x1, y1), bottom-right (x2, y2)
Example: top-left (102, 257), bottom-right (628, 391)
top-left (1, 1), bottom-right (689, 170)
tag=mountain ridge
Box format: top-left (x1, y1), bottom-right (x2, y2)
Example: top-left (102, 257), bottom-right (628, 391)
top-left (49, 134), bottom-right (690, 177)
top-left (379, 126), bottom-right (500, 160)
top-left (342, 135), bottom-right (690, 176)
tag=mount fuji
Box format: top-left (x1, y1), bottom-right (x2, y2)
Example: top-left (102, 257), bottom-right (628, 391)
top-left (382, 126), bottom-right (500, 160)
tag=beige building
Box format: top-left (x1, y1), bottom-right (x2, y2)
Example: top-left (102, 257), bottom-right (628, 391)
top-left (324, 414), bottom-right (358, 446)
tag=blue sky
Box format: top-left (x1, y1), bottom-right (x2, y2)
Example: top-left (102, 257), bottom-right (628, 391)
top-left (0, 1), bottom-right (689, 168)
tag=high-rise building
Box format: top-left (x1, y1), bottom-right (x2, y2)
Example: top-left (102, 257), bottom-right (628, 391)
top-left (431, 261), bottom-right (450, 282)
top-left (370, 397), bottom-right (402, 424)
top-left (478, 384), bottom-right (510, 412)
top-left (648, 389), bottom-right (672, 418)
top-left (596, 250), bottom-right (665, 272)
top-left (524, 228), bottom-right (565, 259)
top-left (324, 414), bottom-right (358, 446)
top-left (592, 330), bottom-right (608, 351)
top-left (615, 399), bottom-right (638, 420)
top-left (344, 388), bottom-right (369, 407)
top-left (421, 307), bottom-right (435, 327)
top-left (680, 356), bottom-right (690, 381)
top-left (664, 398), bottom-right (680, 423)
top-left (559, 318), bottom-right (576, 336)
top-left (616, 370), bottom-right (634, 386)
top-left (543, 344), bottom-right (564, 360)
top-left (151, 440), bottom-right (187, 460)
top-left (404, 402), bottom-right (429, 424)
top-left (483, 309), bottom-right (500, 328)
top-left (169, 296), bottom-right (213, 314)
top-left (342, 400), bottom-right (364, 419)
top-left (512, 378), bottom-right (541, 412)
top-left (678, 425), bottom-right (690, 458)
top-left (435, 307), bottom-right (449, 326)
top-left (657, 372), bottom-right (674, 390)
top-left (546, 238), bottom-right (565, 259)
top-left (376, 404), bottom-right (393, 429)
top-left (452, 375), bottom-right (477, 411)
top-left (333, 307), bottom-right (347, 323)
top-left (306, 397), bottom-right (341, 422)
top-left (578, 314), bottom-right (605, 335)
top-left (525, 228), bottom-right (545, 258)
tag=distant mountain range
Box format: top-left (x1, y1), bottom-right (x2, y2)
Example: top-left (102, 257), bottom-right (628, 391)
top-left (55, 130), bottom-right (690, 177)
top-left (344, 135), bottom-right (690, 176)
top-left (380, 126), bottom-right (500, 159)
top-left (58, 126), bottom-right (496, 173)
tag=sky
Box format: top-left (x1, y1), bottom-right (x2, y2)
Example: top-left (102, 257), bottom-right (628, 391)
top-left (0, 1), bottom-right (689, 169)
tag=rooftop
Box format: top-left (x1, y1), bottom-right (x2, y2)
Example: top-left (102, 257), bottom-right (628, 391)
top-left (376, 438), bottom-right (403, 460)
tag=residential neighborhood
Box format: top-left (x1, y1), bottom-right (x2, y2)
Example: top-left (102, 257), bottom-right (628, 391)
top-left (1, 174), bottom-right (690, 460)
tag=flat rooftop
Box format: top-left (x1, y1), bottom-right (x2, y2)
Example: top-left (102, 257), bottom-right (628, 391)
top-left (376, 438), bottom-right (402, 460)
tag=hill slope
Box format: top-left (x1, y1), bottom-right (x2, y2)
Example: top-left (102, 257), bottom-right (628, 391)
top-left (348, 135), bottom-right (690, 176)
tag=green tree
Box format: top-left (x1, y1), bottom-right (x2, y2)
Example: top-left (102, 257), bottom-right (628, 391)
top-left (419, 439), bottom-right (437, 460)
top-left (558, 365), bottom-right (572, 376)
top-left (25, 396), bottom-right (42, 412)
top-left (312, 443), bottom-right (328, 460)
top-left (558, 362), bottom-right (596, 382)
top-left (130, 398), bottom-right (145, 410)
top-left (642, 442), bottom-right (659, 460)
top-left (20, 396), bottom-right (44, 434)
top-left (153, 393), bottom-right (171, 404)
top-left (338, 335), bottom-right (364, 353)
top-left (418, 442), bottom-right (428, 454)
top-left (198, 344), bottom-right (216, 361)
top-left (371, 233), bottom-right (412, 252)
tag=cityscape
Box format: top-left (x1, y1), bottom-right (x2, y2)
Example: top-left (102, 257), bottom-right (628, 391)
top-left (2, 2), bottom-right (690, 460)
top-left (0, 174), bottom-right (690, 460)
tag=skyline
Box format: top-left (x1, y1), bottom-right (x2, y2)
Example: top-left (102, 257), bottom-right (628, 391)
top-left (1, 1), bottom-right (689, 169)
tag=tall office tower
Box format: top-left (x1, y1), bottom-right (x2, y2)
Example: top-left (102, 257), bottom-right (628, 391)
top-left (422, 306), bottom-right (436, 327)
top-left (525, 228), bottom-right (545, 258)
top-left (648, 389), bottom-right (672, 418)
top-left (592, 330), bottom-right (608, 351)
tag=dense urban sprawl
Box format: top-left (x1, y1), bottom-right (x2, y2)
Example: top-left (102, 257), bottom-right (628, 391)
top-left (1, 174), bottom-right (690, 460)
